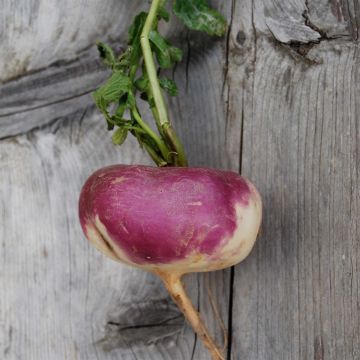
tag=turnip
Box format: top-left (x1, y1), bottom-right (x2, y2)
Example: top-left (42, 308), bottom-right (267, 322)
top-left (79, 1), bottom-right (262, 359)
top-left (80, 165), bottom-right (261, 359)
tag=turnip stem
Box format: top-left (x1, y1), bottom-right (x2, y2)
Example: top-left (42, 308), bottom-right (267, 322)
top-left (141, 0), bottom-right (188, 166)
top-left (131, 107), bottom-right (169, 161)
top-left (141, 0), bottom-right (168, 127)
top-left (158, 272), bottom-right (225, 360)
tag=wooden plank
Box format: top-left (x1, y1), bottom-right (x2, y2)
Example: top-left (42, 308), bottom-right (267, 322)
top-left (0, 1), bottom-right (234, 359)
top-left (229, 0), bottom-right (360, 358)
top-left (0, 0), bottom-right (145, 83)
top-left (0, 49), bottom-right (109, 138)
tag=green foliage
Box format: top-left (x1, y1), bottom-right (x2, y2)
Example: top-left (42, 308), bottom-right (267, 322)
top-left (134, 73), bottom-right (149, 92)
top-left (96, 42), bottom-right (116, 68)
top-left (93, 72), bottom-right (131, 129)
top-left (173, 0), bottom-right (227, 36)
top-left (93, 72), bottom-right (131, 107)
top-left (159, 78), bottom-right (178, 96)
top-left (92, 0), bottom-right (226, 166)
top-left (128, 12), bottom-right (148, 63)
top-left (112, 127), bottom-right (128, 145)
top-left (158, 5), bottom-right (170, 21)
top-left (149, 30), bottom-right (183, 68)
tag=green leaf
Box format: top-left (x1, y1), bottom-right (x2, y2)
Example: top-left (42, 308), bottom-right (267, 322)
top-left (173, 0), bottom-right (227, 36)
top-left (93, 72), bottom-right (131, 130)
top-left (149, 31), bottom-right (182, 68)
top-left (134, 73), bottom-right (150, 92)
top-left (112, 95), bottom-right (129, 123)
top-left (116, 47), bottom-right (133, 69)
top-left (159, 78), bottom-right (178, 96)
top-left (149, 30), bottom-right (171, 68)
top-left (93, 72), bottom-right (131, 107)
top-left (158, 5), bottom-right (170, 22)
top-left (129, 12), bottom-right (148, 43)
top-left (97, 42), bottom-right (116, 68)
top-left (169, 46), bottom-right (183, 63)
top-left (112, 127), bottom-right (128, 145)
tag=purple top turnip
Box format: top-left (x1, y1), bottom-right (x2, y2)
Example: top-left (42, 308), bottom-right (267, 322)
top-left (79, 165), bottom-right (262, 275)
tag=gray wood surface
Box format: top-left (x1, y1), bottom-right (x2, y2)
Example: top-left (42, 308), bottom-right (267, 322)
top-left (0, 0), bottom-right (359, 359)
top-left (228, 0), bottom-right (360, 359)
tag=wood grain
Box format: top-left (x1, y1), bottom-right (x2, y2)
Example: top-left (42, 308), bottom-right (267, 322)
top-left (0, 0), bottom-right (145, 83)
top-left (1, 0), bottom-right (359, 359)
top-left (229, 0), bottom-right (360, 359)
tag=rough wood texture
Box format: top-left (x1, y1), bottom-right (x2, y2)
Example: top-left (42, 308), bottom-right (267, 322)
top-left (0, 1), bottom-right (232, 360)
top-left (228, 0), bottom-right (360, 359)
top-left (1, 0), bottom-right (359, 359)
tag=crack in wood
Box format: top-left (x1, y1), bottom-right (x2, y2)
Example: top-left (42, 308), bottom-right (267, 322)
top-left (100, 300), bottom-right (185, 350)
top-left (107, 314), bottom-right (183, 331)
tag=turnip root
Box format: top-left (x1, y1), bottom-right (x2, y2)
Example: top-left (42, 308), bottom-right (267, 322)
top-left (79, 165), bottom-right (262, 359)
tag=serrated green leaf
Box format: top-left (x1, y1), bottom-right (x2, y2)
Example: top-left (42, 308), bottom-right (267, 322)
top-left (173, 0), bottom-right (227, 36)
top-left (93, 72), bottom-right (131, 106)
top-left (112, 127), bottom-right (128, 145)
top-left (159, 78), bottom-right (178, 96)
top-left (93, 72), bottom-right (131, 131)
top-left (116, 47), bottom-right (133, 69)
top-left (97, 42), bottom-right (116, 68)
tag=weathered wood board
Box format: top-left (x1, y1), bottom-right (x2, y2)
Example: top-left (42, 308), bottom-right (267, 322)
top-left (227, 0), bottom-right (360, 359)
top-left (1, 0), bottom-right (359, 359)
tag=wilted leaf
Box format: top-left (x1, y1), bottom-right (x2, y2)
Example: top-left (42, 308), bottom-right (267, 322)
top-left (97, 42), bottom-right (116, 68)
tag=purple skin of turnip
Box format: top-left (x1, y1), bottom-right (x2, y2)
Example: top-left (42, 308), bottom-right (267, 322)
top-left (79, 165), bottom-right (262, 360)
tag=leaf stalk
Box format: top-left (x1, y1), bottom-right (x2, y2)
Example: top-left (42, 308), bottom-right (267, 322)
top-left (141, 0), bottom-right (188, 166)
